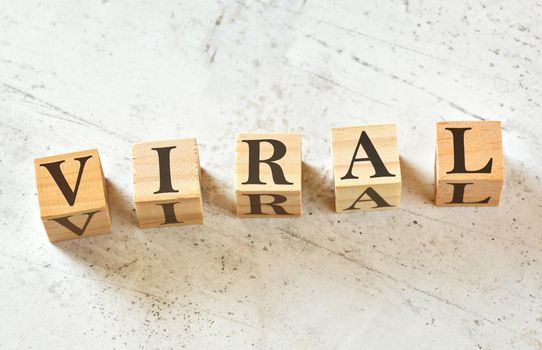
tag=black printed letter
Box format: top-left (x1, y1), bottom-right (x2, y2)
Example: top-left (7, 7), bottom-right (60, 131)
top-left (152, 146), bottom-right (179, 194)
top-left (156, 202), bottom-right (183, 225)
top-left (446, 183), bottom-right (491, 204)
top-left (244, 194), bottom-right (291, 215)
top-left (40, 155), bottom-right (92, 206)
top-left (242, 139), bottom-right (293, 185)
top-left (50, 210), bottom-right (100, 236)
top-left (341, 131), bottom-right (395, 180)
top-left (445, 127), bottom-right (493, 174)
top-left (344, 187), bottom-right (393, 210)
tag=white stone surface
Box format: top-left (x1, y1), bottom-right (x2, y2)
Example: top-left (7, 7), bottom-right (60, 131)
top-left (1, 0), bottom-right (541, 349)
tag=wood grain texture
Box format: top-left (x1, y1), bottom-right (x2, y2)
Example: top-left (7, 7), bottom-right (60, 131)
top-left (332, 124), bottom-right (401, 212)
top-left (435, 121), bottom-right (504, 206)
top-left (132, 138), bottom-right (203, 228)
top-left (34, 149), bottom-right (112, 242)
top-left (235, 133), bottom-right (302, 217)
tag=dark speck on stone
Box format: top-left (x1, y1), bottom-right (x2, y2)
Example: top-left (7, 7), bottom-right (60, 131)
top-left (413, 220), bottom-right (418, 225)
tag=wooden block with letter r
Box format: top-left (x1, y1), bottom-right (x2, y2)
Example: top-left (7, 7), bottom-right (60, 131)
top-left (331, 124), bottom-right (401, 212)
top-left (435, 120), bottom-right (504, 206)
top-left (132, 138), bottom-right (203, 228)
top-left (235, 133), bottom-right (302, 217)
top-left (34, 148), bottom-right (112, 242)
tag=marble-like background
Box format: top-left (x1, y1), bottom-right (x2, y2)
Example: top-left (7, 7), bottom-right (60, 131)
top-left (0, 1), bottom-right (541, 349)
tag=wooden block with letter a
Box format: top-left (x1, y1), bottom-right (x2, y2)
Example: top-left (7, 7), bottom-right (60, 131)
top-left (435, 120), bottom-right (504, 206)
top-left (331, 124), bottom-right (401, 212)
top-left (235, 133), bottom-right (302, 217)
top-left (132, 138), bottom-right (203, 228)
top-left (34, 149), bottom-right (112, 242)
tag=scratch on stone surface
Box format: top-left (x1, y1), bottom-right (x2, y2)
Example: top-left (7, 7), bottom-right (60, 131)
top-left (206, 8), bottom-right (225, 62)
top-left (349, 53), bottom-right (486, 121)
top-left (399, 208), bottom-right (541, 252)
top-left (36, 111), bottom-right (89, 127)
top-left (117, 258), bottom-right (138, 272)
top-left (403, 0), bottom-right (410, 13)
top-left (258, 2), bottom-right (529, 90)
top-left (274, 227), bottom-right (530, 337)
top-left (0, 58), bottom-right (53, 76)
top-left (290, 27), bottom-right (489, 121)
top-left (3, 83), bottom-right (134, 143)
top-left (298, 26), bottom-right (486, 120)
top-left (290, 65), bottom-right (395, 108)
top-left (0, 120), bottom-right (26, 137)
top-left (0, 251), bottom-right (165, 300)
top-left (209, 48), bottom-right (217, 63)
top-left (212, 313), bottom-right (256, 329)
top-left (398, 208), bottom-right (480, 232)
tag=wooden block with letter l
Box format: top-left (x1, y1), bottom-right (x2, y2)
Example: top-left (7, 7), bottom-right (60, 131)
top-left (132, 138), bottom-right (203, 228)
top-left (34, 149), bottom-right (112, 242)
top-left (331, 124), bottom-right (401, 212)
top-left (235, 133), bottom-right (302, 217)
top-left (435, 120), bottom-right (504, 206)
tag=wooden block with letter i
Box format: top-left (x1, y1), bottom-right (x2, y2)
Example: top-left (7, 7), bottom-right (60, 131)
top-left (34, 149), bottom-right (112, 242)
top-left (132, 138), bottom-right (203, 228)
top-left (435, 120), bottom-right (504, 206)
top-left (235, 133), bottom-right (302, 217)
top-left (331, 124), bottom-right (401, 212)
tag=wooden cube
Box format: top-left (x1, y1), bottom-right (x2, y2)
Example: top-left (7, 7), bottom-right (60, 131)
top-left (34, 149), bottom-right (112, 242)
top-left (132, 138), bottom-right (203, 228)
top-left (435, 121), bottom-right (504, 206)
top-left (235, 133), bottom-right (302, 217)
top-left (331, 124), bottom-right (401, 212)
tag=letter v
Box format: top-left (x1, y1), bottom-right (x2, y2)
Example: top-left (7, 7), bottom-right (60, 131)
top-left (40, 155), bottom-right (92, 206)
top-left (49, 211), bottom-right (100, 236)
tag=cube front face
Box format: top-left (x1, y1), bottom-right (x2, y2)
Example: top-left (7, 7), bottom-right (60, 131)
top-left (235, 133), bottom-right (302, 217)
top-left (435, 121), bottom-right (504, 206)
top-left (34, 149), bottom-right (112, 242)
top-left (332, 124), bottom-right (401, 213)
top-left (132, 138), bottom-right (203, 228)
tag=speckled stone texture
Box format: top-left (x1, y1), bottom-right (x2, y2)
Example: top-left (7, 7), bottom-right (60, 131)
top-left (0, 1), bottom-right (541, 349)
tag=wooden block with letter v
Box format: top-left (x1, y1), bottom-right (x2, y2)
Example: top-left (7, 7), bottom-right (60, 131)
top-left (435, 120), bottom-right (504, 206)
top-left (132, 138), bottom-right (203, 228)
top-left (332, 124), bottom-right (401, 212)
top-left (235, 133), bottom-right (302, 217)
top-left (34, 149), bottom-right (112, 242)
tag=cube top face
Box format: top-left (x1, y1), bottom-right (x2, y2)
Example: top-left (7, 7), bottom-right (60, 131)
top-left (235, 133), bottom-right (302, 193)
top-left (34, 148), bottom-right (107, 219)
top-left (332, 124), bottom-right (401, 188)
top-left (132, 138), bottom-right (201, 204)
top-left (436, 121), bottom-right (503, 182)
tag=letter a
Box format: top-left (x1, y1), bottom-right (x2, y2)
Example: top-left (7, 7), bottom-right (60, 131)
top-left (341, 131), bottom-right (395, 180)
